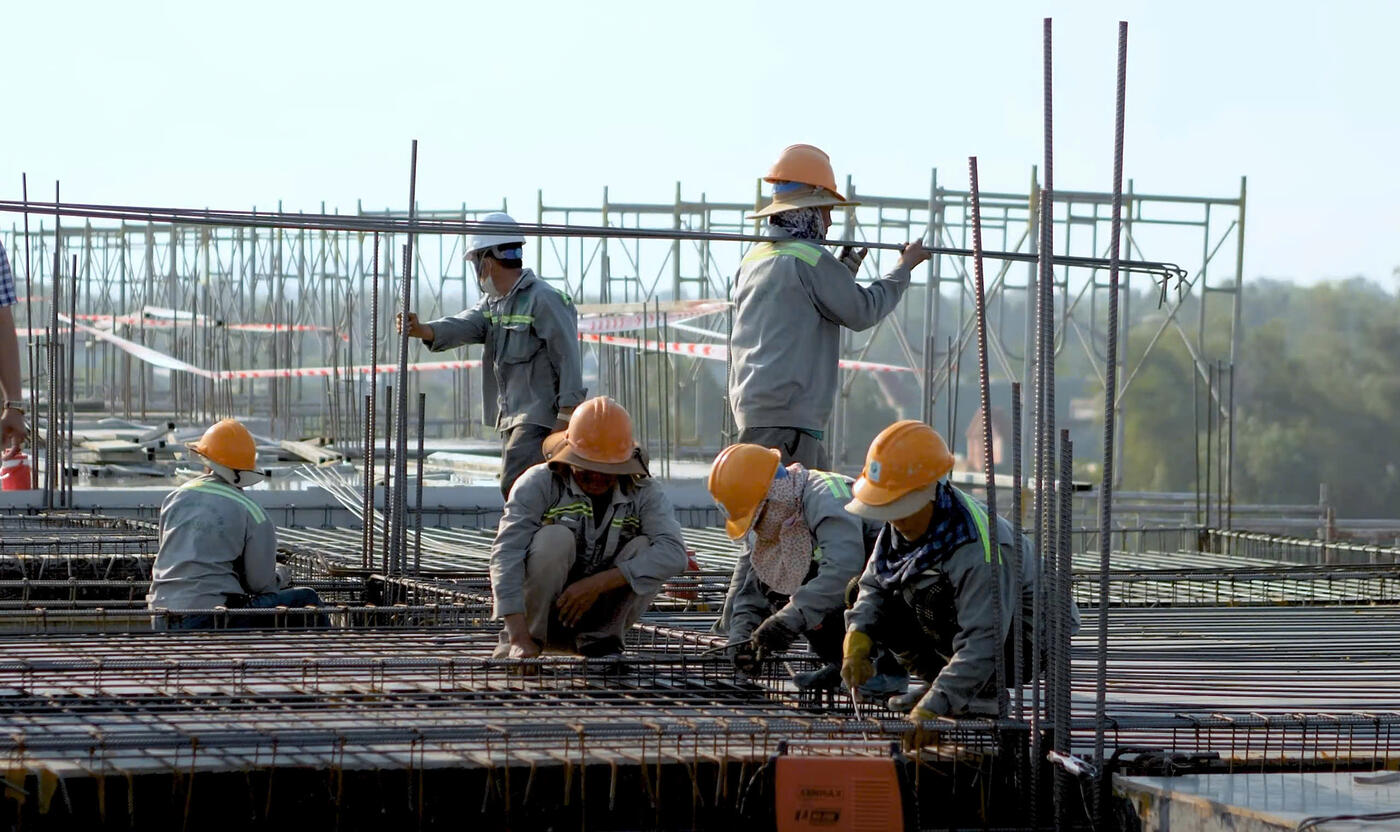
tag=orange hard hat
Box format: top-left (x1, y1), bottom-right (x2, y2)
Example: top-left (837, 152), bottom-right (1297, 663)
top-left (764, 144), bottom-right (846, 201)
top-left (847, 420), bottom-right (954, 521)
top-left (186, 419), bottom-right (258, 472)
top-left (708, 444), bottom-right (783, 539)
top-left (543, 396), bottom-right (646, 475)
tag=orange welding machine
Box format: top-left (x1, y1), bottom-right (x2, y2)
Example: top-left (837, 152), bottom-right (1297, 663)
top-left (741, 740), bottom-right (917, 832)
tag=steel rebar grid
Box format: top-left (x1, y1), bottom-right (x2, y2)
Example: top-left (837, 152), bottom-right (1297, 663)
top-left (967, 156), bottom-right (1007, 716)
top-left (1095, 22), bottom-right (1130, 793)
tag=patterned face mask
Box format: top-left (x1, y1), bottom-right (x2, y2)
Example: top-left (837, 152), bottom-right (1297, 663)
top-left (749, 465), bottom-right (813, 596)
top-left (768, 207), bottom-right (827, 241)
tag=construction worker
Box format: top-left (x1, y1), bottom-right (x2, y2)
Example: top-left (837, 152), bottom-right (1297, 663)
top-left (399, 212), bottom-right (585, 498)
top-left (708, 443), bottom-right (906, 694)
top-left (490, 396), bottom-right (687, 659)
top-left (148, 420), bottom-right (322, 629)
top-left (840, 420), bottom-right (1077, 720)
top-left (728, 144), bottom-right (931, 469)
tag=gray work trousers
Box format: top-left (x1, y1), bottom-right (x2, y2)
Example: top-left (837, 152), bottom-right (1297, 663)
top-left (494, 525), bottom-right (654, 656)
top-left (500, 423), bottom-right (552, 498)
top-left (737, 426), bottom-right (830, 470)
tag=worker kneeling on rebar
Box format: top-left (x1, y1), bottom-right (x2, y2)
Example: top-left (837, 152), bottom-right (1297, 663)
top-left (148, 420), bottom-right (323, 629)
top-left (841, 420), bottom-right (1078, 719)
top-left (707, 443), bottom-right (906, 695)
top-left (490, 396), bottom-right (687, 660)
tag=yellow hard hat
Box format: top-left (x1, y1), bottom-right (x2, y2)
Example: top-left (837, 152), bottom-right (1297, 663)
top-left (186, 419), bottom-right (258, 472)
top-left (847, 420), bottom-right (954, 521)
top-left (542, 397), bottom-right (647, 475)
top-left (708, 444), bottom-right (783, 539)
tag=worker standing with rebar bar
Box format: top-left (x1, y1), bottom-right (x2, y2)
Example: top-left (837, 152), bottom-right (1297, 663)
top-left (489, 397), bottom-right (686, 660)
top-left (148, 419), bottom-right (323, 629)
top-left (707, 442), bottom-right (907, 693)
top-left (399, 212), bottom-right (584, 498)
top-left (728, 145), bottom-right (930, 469)
top-left (841, 421), bottom-right (1074, 719)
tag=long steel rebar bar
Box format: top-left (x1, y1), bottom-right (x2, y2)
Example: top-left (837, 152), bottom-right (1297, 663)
top-left (0, 199), bottom-right (1188, 282)
top-left (1095, 22), bottom-right (1129, 790)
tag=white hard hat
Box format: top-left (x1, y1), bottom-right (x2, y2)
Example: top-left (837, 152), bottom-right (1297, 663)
top-left (467, 212), bottom-right (526, 257)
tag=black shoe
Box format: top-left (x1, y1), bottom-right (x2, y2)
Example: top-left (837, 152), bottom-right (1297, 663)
top-left (793, 663), bottom-right (843, 691)
top-left (575, 635), bottom-right (624, 658)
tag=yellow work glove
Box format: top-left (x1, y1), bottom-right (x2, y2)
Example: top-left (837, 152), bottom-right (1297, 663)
top-left (840, 630), bottom-right (875, 690)
top-left (904, 706), bottom-right (939, 751)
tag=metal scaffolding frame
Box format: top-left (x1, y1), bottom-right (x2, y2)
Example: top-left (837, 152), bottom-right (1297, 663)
top-left (2, 174), bottom-right (1243, 479)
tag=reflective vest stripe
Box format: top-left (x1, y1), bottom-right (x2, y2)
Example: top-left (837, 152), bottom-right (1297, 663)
top-left (180, 479), bottom-right (267, 524)
top-left (953, 486), bottom-right (996, 564)
top-left (813, 471), bottom-right (852, 500)
top-left (741, 241), bottom-right (823, 267)
top-left (544, 501), bottom-right (592, 520)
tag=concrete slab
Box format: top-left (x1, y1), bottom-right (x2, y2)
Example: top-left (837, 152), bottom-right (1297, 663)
top-left (1118, 772), bottom-right (1400, 832)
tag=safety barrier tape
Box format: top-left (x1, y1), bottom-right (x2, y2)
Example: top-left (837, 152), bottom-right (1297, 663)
top-left (579, 332), bottom-right (915, 374)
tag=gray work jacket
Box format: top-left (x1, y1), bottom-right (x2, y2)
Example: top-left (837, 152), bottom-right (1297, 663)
top-left (147, 475), bottom-right (278, 611)
top-left (490, 464), bottom-right (688, 619)
top-left (426, 269), bottom-right (586, 432)
top-left (847, 491), bottom-right (1080, 715)
top-left (728, 229), bottom-right (911, 432)
top-left (725, 471), bottom-right (874, 640)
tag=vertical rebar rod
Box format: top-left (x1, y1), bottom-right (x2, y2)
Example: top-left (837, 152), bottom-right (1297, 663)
top-left (1030, 17), bottom-right (1054, 819)
top-left (1053, 430), bottom-right (1074, 828)
top-left (367, 234), bottom-right (380, 568)
top-left (415, 391), bottom-right (426, 576)
top-left (391, 141), bottom-right (419, 577)
top-left (967, 156), bottom-right (1006, 715)
top-left (1011, 382), bottom-right (1025, 721)
top-left (1095, 22), bottom-right (1129, 787)
top-left (20, 177), bottom-right (35, 464)
top-left (1205, 361), bottom-right (1214, 527)
top-left (1227, 361), bottom-right (1235, 530)
top-left (47, 185), bottom-right (61, 509)
top-left (1193, 365), bottom-right (1201, 526)
top-left (362, 394), bottom-right (373, 569)
top-left (382, 383), bottom-right (393, 576)
top-left (66, 254), bottom-right (77, 506)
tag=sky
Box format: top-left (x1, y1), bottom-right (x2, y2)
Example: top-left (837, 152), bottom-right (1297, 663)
top-left (3, 0), bottom-right (1397, 286)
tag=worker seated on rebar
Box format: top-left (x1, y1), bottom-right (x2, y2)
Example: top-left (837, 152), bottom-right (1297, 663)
top-left (490, 396), bottom-right (687, 659)
top-left (147, 419), bottom-right (323, 630)
top-left (398, 212), bottom-right (585, 499)
top-left (707, 443), bottom-right (906, 694)
top-left (841, 420), bottom-right (1079, 720)
top-left (728, 144), bottom-right (930, 470)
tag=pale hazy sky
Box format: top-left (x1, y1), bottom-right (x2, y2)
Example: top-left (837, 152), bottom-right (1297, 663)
top-left (4, 0), bottom-right (1397, 285)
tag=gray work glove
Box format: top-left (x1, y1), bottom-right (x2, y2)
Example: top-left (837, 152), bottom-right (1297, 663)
top-left (275, 563), bottom-right (293, 589)
top-left (837, 246), bottom-right (869, 275)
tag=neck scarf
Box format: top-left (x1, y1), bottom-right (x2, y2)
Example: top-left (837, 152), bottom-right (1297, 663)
top-left (870, 481), bottom-right (976, 589)
top-left (750, 464), bottom-right (812, 596)
top-left (768, 207), bottom-right (826, 241)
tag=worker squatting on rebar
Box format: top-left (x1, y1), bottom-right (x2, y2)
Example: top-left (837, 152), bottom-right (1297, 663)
top-left (840, 420), bottom-right (1081, 721)
top-left (727, 144), bottom-right (932, 469)
top-left (147, 419), bottom-right (324, 629)
top-left (489, 396), bottom-right (688, 660)
top-left (397, 212), bottom-right (586, 498)
top-left (706, 442), bottom-right (905, 695)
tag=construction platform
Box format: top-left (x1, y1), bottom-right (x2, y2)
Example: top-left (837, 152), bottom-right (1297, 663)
top-left (1116, 772), bottom-right (1400, 832)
